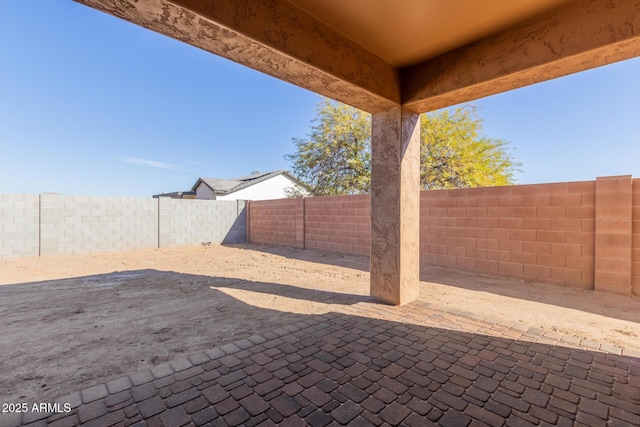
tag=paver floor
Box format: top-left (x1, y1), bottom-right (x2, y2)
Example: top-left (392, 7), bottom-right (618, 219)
top-left (3, 300), bottom-right (639, 427)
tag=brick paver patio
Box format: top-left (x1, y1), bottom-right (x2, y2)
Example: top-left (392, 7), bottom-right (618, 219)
top-left (3, 300), bottom-right (639, 427)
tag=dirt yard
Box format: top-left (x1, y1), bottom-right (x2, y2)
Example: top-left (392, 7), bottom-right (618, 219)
top-left (1, 244), bottom-right (639, 404)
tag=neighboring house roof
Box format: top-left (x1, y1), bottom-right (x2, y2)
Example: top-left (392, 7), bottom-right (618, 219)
top-left (153, 191), bottom-right (196, 199)
top-left (191, 170), bottom-right (308, 196)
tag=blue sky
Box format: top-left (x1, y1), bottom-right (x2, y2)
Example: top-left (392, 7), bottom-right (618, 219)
top-left (1, 1), bottom-right (639, 197)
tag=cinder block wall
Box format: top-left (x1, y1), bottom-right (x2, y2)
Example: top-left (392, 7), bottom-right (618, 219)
top-left (249, 176), bottom-right (640, 296)
top-left (228, 200), bottom-right (247, 244)
top-left (39, 194), bottom-right (158, 256)
top-left (420, 181), bottom-right (595, 289)
top-left (0, 194), bottom-right (39, 259)
top-left (248, 198), bottom-right (304, 248)
top-left (0, 195), bottom-right (247, 259)
top-left (305, 194), bottom-right (370, 256)
top-left (159, 199), bottom-right (246, 247)
top-left (633, 179), bottom-right (640, 296)
top-left (594, 176), bottom-right (633, 295)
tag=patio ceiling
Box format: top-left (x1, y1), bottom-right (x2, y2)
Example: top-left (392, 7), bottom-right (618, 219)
top-left (286, 0), bottom-right (574, 68)
top-left (75, 0), bottom-right (640, 113)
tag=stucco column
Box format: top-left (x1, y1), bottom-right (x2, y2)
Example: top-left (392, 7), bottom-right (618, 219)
top-left (370, 106), bottom-right (421, 305)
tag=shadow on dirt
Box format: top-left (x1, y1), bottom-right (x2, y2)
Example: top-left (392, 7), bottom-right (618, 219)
top-left (232, 243), bottom-right (640, 325)
top-left (0, 268), bottom-right (370, 404)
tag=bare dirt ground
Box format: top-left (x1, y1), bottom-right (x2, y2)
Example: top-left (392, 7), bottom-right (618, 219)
top-left (1, 243), bottom-right (639, 404)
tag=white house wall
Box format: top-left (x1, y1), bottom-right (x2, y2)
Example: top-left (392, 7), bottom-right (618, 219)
top-left (195, 183), bottom-right (216, 200)
top-left (218, 175), bottom-right (303, 201)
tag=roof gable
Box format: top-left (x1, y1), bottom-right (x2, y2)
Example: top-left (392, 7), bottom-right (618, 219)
top-left (192, 170), bottom-right (308, 195)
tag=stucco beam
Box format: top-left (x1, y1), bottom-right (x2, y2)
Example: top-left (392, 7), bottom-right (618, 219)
top-left (74, 0), bottom-right (400, 112)
top-left (402, 0), bottom-right (640, 113)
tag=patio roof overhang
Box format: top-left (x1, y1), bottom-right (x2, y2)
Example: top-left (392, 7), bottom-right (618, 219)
top-left (73, 0), bottom-right (640, 305)
top-left (74, 0), bottom-right (640, 114)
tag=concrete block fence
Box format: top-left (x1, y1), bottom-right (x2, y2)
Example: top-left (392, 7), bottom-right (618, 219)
top-left (159, 198), bottom-right (246, 248)
top-left (248, 175), bottom-right (640, 297)
top-left (0, 194), bottom-right (247, 259)
top-left (0, 194), bottom-right (40, 259)
top-left (246, 198), bottom-right (304, 249)
top-left (39, 194), bottom-right (159, 256)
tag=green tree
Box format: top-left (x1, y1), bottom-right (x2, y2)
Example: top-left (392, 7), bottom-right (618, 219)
top-left (286, 99), bottom-right (520, 195)
top-left (420, 105), bottom-right (520, 189)
top-left (285, 99), bottom-right (371, 196)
